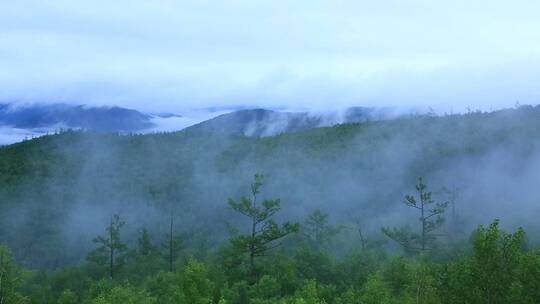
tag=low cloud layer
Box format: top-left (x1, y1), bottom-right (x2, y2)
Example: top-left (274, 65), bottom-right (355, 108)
top-left (1, 1), bottom-right (539, 112)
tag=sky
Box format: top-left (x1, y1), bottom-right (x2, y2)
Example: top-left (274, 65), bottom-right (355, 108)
top-left (1, 0), bottom-right (540, 113)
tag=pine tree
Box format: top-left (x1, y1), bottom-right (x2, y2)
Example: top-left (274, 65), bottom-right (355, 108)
top-left (441, 186), bottom-right (465, 239)
top-left (137, 228), bottom-right (155, 256)
top-left (382, 177), bottom-right (448, 252)
top-left (88, 214), bottom-right (127, 279)
top-left (0, 245), bottom-right (27, 304)
top-left (161, 214), bottom-right (183, 273)
top-left (228, 174), bottom-right (299, 282)
top-left (303, 209), bottom-right (342, 251)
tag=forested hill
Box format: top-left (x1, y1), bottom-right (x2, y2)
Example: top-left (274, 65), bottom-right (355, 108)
top-left (2, 105), bottom-right (540, 269)
top-left (182, 107), bottom-right (388, 137)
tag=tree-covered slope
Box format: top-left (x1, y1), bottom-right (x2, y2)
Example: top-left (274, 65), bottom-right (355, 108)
top-left (2, 105), bottom-right (540, 268)
top-left (184, 107), bottom-right (386, 137)
top-left (0, 103), bottom-right (154, 131)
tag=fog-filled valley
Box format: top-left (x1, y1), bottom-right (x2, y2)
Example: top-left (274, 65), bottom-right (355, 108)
top-left (4, 0), bottom-right (540, 302)
top-left (2, 105), bottom-right (540, 303)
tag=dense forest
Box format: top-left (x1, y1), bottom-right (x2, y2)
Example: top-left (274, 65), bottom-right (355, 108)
top-left (2, 106), bottom-right (540, 303)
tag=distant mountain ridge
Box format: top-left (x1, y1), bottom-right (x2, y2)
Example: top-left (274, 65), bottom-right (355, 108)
top-left (0, 103), bottom-right (398, 144)
top-left (186, 107), bottom-right (395, 137)
top-left (0, 103), bottom-right (155, 132)
top-left (1, 105), bottom-right (540, 268)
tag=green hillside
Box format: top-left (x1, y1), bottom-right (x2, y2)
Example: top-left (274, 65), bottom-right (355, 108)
top-left (2, 106), bottom-right (540, 303)
top-left (1, 106), bottom-right (540, 266)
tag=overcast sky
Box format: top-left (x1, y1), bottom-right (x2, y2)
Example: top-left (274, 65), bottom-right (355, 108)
top-left (1, 0), bottom-right (539, 113)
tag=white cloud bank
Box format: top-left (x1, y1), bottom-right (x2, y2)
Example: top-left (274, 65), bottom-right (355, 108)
top-left (0, 0), bottom-right (539, 112)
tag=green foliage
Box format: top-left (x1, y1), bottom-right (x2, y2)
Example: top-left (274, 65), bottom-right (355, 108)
top-left (303, 210), bottom-right (342, 251)
top-left (161, 213), bottom-right (184, 273)
top-left (3, 107), bottom-right (540, 302)
top-left (469, 220), bottom-right (529, 303)
top-left (145, 271), bottom-right (184, 304)
top-left (125, 231), bottom-right (165, 283)
top-left (88, 279), bottom-right (115, 300)
top-left (218, 297), bottom-right (229, 304)
top-left (293, 249), bottom-right (334, 284)
top-left (401, 261), bottom-right (440, 304)
top-left (335, 288), bottom-right (360, 304)
top-left (249, 275), bottom-right (281, 303)
top-left (383, 177), bottom-right (448, 253)
top-left (438, 220), bottom-right (540, 304)
top-left (87, 214), bottom-right (128, 279)
top-left (360, 273), bottom-right (393, 304)
top-left (93, 284), bottom-right (156, 304)
top-left (182, 259), bottom-right (213, 304)
top-left (0, 245), bottom-right (28, 304)
top-left (2, 106), bottom-right (540, 271)
top-left (228, 174), bottom-right (299, 282)
top-left (260, 253), bottom-right (300, 295)
top-left (220, 280), bottom-right (251, 304)
top-left (8, 215), bottom-right (540, 304)
top-left (381, 226), bottom-right (418, 255)
top-left (138, 228), bottom-right (156, 256)
top-left (336, 250), bottom-right (383, 289)
top-left (516, 251), bottom-right (540, 303)
top-left (292, 280), bottom-right (323, 304)
top-left (58, 289), bottom-right (77, 304)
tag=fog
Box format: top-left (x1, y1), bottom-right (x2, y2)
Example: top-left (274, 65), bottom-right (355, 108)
top-left (1, 1), bottom-right (540, 112)
top-left (2, 0), bottom-right (540, 273)
top-left (1, 106), bottom-right (540, 268)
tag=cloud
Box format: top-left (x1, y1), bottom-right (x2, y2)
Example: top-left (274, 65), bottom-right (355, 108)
top-left (0, 126), bottom-right (47, 145)
top-left (145, 110), bottom-right (232, 133)
top-left (0, 1), bottom-right (539, 112)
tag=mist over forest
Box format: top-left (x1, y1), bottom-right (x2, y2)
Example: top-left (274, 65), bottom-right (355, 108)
top-left (3, 1), bottom-right (540, 302)
top-left (1, 104), bottom-right (540, 303)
